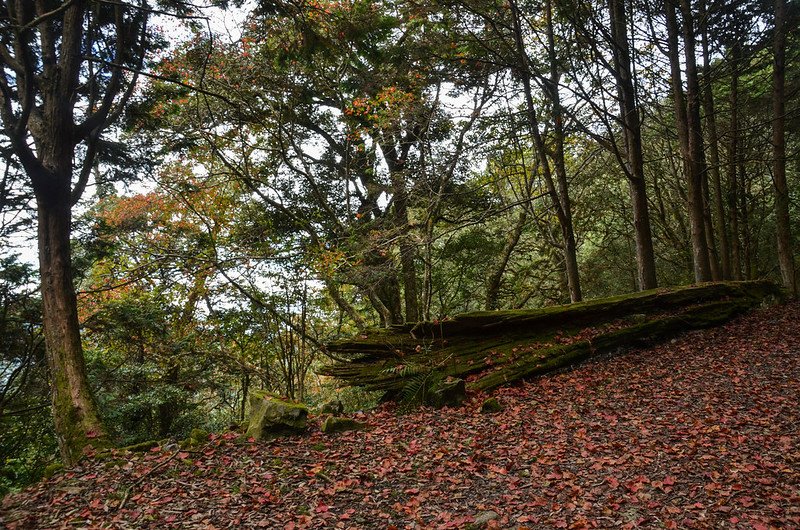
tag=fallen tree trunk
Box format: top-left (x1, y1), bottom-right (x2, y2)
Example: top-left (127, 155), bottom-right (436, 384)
top-left (320, 281), bottom-right (782, 400)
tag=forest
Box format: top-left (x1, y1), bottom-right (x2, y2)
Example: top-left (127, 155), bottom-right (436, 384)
top-left (0, 0), bottom-right (798, 510)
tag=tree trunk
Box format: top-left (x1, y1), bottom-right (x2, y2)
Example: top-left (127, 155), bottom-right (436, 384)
top-left (700, 7), bottom-right (731, 279)
top-left (772, 0), bottom-right (797, 296)
top-left (608, 0), bottom-right (658, 290)
top-left (702, 175), bottom-right (722, 280)
top-left (36, 175), bottom-right (108, 465)
top-left (323, 281), bottom-right (781, 397)
top-left (665, 0), bottom-right (712, 283)
top-left (422, 217), bottom-right (435, 320)
top-left (728, 44), bottom-right (743, 280)
top-left (384, 146), bottom-right (420, 323)
top-left (739, 162), bottom-right (752, 280)
top-left (486, 209), bottom-right (528, 309)
top-left (544, 0), bottom-right (582, 303)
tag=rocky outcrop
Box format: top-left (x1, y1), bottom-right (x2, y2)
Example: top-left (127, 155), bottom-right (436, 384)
top-left (320, 281), bottom-right (782, 401)
top-left (245, 391), bottom-right (308, 441)
top-left (321, 416), bottom-right (367, 434)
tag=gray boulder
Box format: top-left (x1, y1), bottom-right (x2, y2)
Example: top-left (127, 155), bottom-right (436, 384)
top-left (320, 398), bottom-right (344, 415)
top-left (245, 391), bottom-right (308, 441)
top-left (426, 377), bottom-right (466, 408)
top-left (321, 416), bottom-right (367, 434)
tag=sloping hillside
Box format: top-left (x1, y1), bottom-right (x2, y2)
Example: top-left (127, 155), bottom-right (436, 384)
top-left (2, 301), bottom-right (798, 529)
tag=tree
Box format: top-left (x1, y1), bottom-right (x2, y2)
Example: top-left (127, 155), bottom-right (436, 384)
top-left (561, 0), bottom-right (659, 290)
top-left (0, 0), bottom-right (188, 464)
top-left (605, 0), bottom-right (658, 289)
top-left (772, 0), bottom-right (797, 296)
top-left (663, 0), bottom-right (713, 283)
top-left (141, 0), bottom-right (495, 326)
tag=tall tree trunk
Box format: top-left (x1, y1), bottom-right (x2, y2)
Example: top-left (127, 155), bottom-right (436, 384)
top-left (422, 217), bottom-right (435, 321)
top-left (702, 176), bottom-right (722, 280)
top-left (665, 0), bottom-right (712, 282)
top-left (700, 7), bottom-right (731, 279)
top-left (35, 172), bottom-right (108, 465)
top-left (509, 0), bottom-right (581, 302)
top-left (545, 0), bottom-right (582, 302)
top-left (728, 44), bottom-right (743, 280)
top-left (772, 0), bottom-right (797, 295)
top-left (608, 0), bottom-right (658, 290)
top-left (739, 162), bottom-right (752, 280)
top-left (384, 147), bottom-right (420, 323)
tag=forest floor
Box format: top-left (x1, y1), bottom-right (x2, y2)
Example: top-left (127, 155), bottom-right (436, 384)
top-left (2, 302), bottom-right (799, 530)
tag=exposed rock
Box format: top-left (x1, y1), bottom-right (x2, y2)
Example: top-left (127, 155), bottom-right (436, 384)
top-left (320, 399), bottom-right (344, 415)
top-left (470, 510), bottom-right (499, 528)
top-left (245, 391), bottom-right (308, 441)
top-left (321, 416), bottom-right (367, 434)
top-left (480, 397), bottom-right (503, 413)
top-left (180, 428), bottom-right (210, 449)
top-left (189, 428), bottom-right (209, 443)
top-left (426, 377), bottom-right (466, 408)
top-left (321, 281), bottom-right (782, 400)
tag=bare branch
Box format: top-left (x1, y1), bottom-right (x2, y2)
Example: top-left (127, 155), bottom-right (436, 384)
top-left (19, 0), bottom-right (78, 33)
top-left (84, 55), bottom-right (235, 105)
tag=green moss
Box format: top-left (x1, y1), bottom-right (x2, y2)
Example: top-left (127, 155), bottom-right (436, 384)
top-left (189, 428), bottom-right (209, 443)
top-left (321, 416), bottom-right (367, 434)
top-left (480, 397), bottom-right (503, 413)
top-left (103, 459), bottom-right (127, 470)
top-left (323, 281), bottom-right (779, 403)
top-left (42, 463), bottom-right (63, 479)
top-left (121, 440), bottom-right (161, 453)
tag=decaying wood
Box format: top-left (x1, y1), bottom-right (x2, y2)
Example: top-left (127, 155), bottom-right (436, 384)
top-left (320, 281), bottom-right (781, 397)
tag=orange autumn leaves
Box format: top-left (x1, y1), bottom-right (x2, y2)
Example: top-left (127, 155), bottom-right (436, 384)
top-left (345, 86), bottom-right (418, 128)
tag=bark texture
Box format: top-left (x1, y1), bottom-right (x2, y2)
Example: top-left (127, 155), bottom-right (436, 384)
top-left (665, 0), bottom-right (712, 282)
top-left (772, 0), bottom-right (797, 296)
top-left (608, 0), bottom-right (658, 290)
top-left (37, 181), bottom-right (109, 463)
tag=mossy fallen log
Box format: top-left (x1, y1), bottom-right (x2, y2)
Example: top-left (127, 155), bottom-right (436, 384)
top-left (320, 281), bottom-right (781, 400)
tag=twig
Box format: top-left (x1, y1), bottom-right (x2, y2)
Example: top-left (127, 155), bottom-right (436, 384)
top-left (315, 471), bottom-right (335, 483)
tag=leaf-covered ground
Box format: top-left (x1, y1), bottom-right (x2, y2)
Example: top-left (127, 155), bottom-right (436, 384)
top-left (2, 302), bottom-right (799, 529)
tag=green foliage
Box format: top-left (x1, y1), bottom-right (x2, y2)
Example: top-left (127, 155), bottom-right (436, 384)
top-left (380, 352), bottom-right (448, 407)
top-left (0, 257), bottom-right (56, 495)
top-left (0, 409), bottom-right (57, 496)
top-left (310, 384), bottom-right (383, 413)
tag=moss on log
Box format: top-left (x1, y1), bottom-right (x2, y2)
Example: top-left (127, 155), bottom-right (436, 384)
top-left (320, 281), bottom-right (781, 400)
